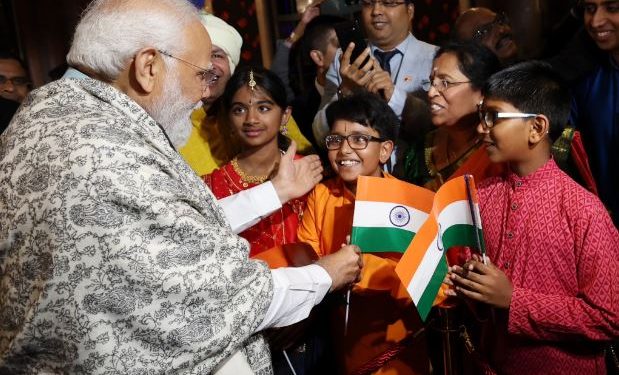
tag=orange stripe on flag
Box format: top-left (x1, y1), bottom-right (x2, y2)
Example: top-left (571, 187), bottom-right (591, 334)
top-left (432, 176), bottom-right (475, 214)
top-left (395, 218), bottom-right (438, 288)
top-left (395, 175), bottom-right (478, 288)
top-left (357, 176), bottom-right (434, 212)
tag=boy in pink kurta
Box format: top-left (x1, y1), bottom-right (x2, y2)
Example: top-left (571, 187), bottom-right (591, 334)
top-left (446, 61), bottom-right (618, 374)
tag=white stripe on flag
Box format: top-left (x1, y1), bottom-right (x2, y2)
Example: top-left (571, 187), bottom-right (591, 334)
top-left (353, 201), bottom-right (428, 233)
top-left (436, 200), bottom-right (482, 230)
top-left (407, 200), bottom-right (479, 303)
top-left (409, 233), bottom-right (441, 304)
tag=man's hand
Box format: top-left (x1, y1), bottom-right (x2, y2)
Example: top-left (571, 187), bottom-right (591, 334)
top-left (271, 141), bottom-right (323, 204)
top-left (444, 258), bottom-right (513, 309)
top-left (339, 43), bottom-right (374, 95)
top-left (286, 4), bottom-right (320, 46)
top-left (365, 59), bottom-right (395, 101)
top-left (316, 244), bottom-right (363, 292)
top-left (299, 4), bottom-right (320, 27)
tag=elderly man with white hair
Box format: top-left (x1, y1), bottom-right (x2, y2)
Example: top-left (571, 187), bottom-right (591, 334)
top-left (178, 11), bottom-right (244, 177)
top-left (0, 0), bottom-right (363, 373)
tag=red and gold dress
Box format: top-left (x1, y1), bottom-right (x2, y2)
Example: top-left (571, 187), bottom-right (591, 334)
top-left (203, 157), bottom-right (306, 257)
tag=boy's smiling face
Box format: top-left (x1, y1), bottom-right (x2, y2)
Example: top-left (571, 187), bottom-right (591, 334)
top-left (477, 98), bottom-right (535, 164)
top-left (328, 119), bottom-right (393, 193)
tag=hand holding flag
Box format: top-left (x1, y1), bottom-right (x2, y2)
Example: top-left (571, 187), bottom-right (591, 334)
top-left (315, 242), bottom-right (362, 292)
top-left (444, 256), bottom-right (513, 309)
top-left (395, 175), bottom-right (487, 321)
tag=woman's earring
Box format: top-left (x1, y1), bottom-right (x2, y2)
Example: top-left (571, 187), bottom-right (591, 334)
top-left (280, 122), bottom-right (288, 136)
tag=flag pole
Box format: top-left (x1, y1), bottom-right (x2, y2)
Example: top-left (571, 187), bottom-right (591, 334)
top-left (464, 174), bottom-right (487, 265)
top-left (344, 288), bottom-right (351, 336)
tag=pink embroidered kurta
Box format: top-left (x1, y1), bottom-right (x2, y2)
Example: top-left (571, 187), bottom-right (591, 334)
top-left (477, 158), bottom-right (619, 375)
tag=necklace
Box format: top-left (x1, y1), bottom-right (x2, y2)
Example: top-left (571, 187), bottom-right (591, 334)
top-left (424, 131), bottom-right (481, 182)
top-left (230, 157), bottom-right (270, 185)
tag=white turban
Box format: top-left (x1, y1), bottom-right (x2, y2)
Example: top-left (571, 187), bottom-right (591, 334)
top-left (199, 11), bottom-right (243, 73)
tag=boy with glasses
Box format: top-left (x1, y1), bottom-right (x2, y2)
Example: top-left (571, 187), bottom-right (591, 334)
top-left (446, 61), bottom-right (618, 374)
top-left (298, 92), bottom-right (430, 374)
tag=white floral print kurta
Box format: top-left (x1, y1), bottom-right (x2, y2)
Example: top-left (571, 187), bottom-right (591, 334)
top-left (0, 77), bottom-right (274, 374)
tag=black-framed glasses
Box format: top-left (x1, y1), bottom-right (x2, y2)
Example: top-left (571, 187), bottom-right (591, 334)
top-left (478, 107), bottom-right (538, 129)
top-left (0, 75), bottom-right (31, 87)
top-left (360, 0), bottom-right (407, 8)
top-left (158, 50), bottom-right (219, 89)
top-left (422, 78), bottom-right (470, 92)
top-left (472, 12), bottom-right (509, 41)
top-left (325, 134), bottom-right (387, 150)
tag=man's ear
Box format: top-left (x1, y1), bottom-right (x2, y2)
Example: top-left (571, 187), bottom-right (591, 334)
top-left (132, 47), bottom-right (161, 94)
top-left (309, 50), bottom-right (324, 69)
top-left (379, 140), bottom-right (394, 164)
top-left (529, 114), bottom-right (550, 145)
top-left (407, 3), bottom-right (415, 23)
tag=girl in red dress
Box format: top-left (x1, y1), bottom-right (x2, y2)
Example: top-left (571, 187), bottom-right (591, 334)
top-left (203, 66), bottom-right (305, 257)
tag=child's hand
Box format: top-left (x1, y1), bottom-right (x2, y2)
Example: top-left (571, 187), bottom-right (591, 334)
top-left (444, 258), bottom-right (513, 309)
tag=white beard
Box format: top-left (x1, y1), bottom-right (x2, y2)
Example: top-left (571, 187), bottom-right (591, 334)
top-left (148, 67), bottom-right (201, 149)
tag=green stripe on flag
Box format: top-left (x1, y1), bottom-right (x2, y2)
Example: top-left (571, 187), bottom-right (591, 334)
top-left (416, 255), bottom-right (448, 321)
top-left (441, 224), bottom-right (486, 252)
top-left (351, 226), bottom-right (415, 253)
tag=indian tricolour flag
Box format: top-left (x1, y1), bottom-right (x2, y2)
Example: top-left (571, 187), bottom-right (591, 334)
top-left (351, 176), bottom-right (435, 253)
top-left (395, 175), bottom-right (486, 321)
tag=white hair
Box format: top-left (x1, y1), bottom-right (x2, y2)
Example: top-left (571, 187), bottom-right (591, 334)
top-left (67, 0), bottom-right (200, 80)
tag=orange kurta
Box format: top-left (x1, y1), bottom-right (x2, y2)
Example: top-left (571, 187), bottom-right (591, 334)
top-left (297, 175), bottom-right (429, 375)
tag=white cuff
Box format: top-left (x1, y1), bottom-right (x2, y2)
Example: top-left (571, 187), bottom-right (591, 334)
top-left (218, 182), bottom-right (282, 234)
top-left (256, 264), bottom-right (332, 331)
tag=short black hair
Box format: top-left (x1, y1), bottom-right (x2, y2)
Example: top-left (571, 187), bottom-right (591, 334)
top-left (482, 60), bottom-right (570, 141)
top-left (326, 92), bottom-right (399, 141)
top-left (434, 42), bottom-right (501, 90)
top-left (0, 50), bottom-right (28, 71)
top-left (303, 15), bottom-right (345, 54)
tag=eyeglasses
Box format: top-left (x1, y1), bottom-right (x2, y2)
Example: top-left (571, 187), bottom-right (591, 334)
top-left (422, 78), bottom-right (470, 92)
top-left (325, 134), bottom-right (387, 150)
top-left (158, 50), bottom-right (219, 89)
top-left (478, 107), bottom-right (538, 129)
top-left (472, 12), bottom-right (509, 41)
top-left (360, 0), bottom-right (407, 8)
top-left (0, 75), bottom-right (30, 87)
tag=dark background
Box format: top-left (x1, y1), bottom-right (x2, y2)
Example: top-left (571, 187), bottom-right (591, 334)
top-left (1, 0), bottom-right (577, 88)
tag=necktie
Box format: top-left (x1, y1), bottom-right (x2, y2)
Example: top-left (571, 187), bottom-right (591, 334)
top-left (374, 49), bottom-right (400, 76)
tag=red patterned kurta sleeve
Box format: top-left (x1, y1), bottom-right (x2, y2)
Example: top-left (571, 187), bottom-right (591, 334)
top-left (508, 204), bottom-right (619, 341)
